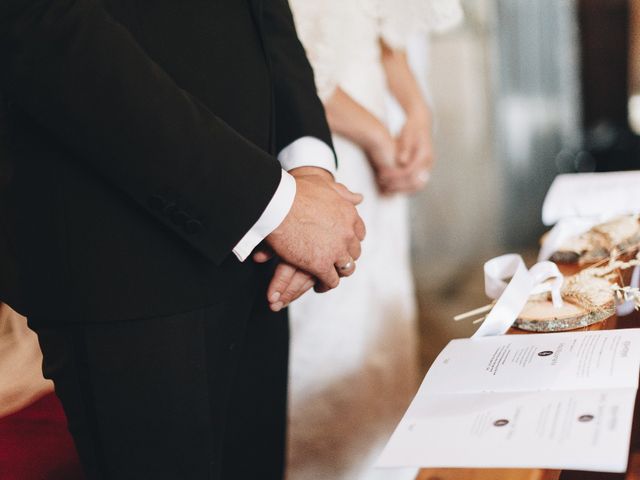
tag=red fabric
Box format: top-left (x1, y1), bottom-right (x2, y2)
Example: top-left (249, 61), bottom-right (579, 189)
top-left (0, 393), bottom-right (85, 480)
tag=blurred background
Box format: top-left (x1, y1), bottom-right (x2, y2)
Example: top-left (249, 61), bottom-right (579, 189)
top-left (412, 0), bottom-right (640, 371)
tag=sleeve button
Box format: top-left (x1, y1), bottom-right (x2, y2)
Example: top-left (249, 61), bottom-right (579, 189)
top-left (161, 202), bottom-right (177, 217)
top-left (185, 219), bottom-right (204, 234)
top-left (171, 210), bottom-right (190, 227)
top-left (148, 194), bottom-right (167, 211)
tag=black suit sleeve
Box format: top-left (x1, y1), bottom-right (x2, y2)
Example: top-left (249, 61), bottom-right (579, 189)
top-left (0, 91), bottom-right (16, 306)
top-left (260, 0), bottom-right (337, 165)
top-left (0, 0), bottom-right (282, 265)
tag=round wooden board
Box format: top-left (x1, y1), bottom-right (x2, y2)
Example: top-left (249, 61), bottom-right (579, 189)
top-left (514, 298), bottom-right (615, 332)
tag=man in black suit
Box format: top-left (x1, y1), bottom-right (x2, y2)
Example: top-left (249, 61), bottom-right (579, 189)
top-left (0, 1), bottom-right (365, 478)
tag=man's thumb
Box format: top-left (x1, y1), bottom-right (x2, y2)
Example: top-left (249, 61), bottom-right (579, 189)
top-left (333, 183), bottom-right (363, 205)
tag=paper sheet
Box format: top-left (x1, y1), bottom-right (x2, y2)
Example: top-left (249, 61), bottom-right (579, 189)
top-left (542, 171), bottom-right (640, 226)
top-left (377, 329), bottom-right (640, 473)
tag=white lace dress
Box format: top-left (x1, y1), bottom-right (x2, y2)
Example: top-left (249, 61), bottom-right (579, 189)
top-left (286, 2), bottom-right (462, 479)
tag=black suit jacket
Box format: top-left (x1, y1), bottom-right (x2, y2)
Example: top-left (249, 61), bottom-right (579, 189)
top-left (0, 0), bottom-right (333, 324)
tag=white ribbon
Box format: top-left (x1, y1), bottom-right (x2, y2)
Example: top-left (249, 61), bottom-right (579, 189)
top-left (617, 265), bottom-right (640, 317)
top-left (473, 254), bottom-right (564, 338)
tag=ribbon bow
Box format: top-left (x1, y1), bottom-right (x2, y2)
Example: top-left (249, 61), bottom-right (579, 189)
top-left (473, 254), bottom-right (564, 338)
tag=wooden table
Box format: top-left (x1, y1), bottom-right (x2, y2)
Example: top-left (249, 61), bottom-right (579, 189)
top-left (416, 312), bottom-right (640, 480)
top-left (417, 468), bottom-right (560, 480)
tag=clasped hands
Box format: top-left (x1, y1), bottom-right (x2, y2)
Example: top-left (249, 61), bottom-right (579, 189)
top-left (367, 109), bottom-right (434, 195)
top-left (254, 166), bottom-right (366, 312)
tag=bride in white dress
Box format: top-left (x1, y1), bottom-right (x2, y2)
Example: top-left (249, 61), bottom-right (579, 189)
top-left (286, 1), bottom-right (462, 479)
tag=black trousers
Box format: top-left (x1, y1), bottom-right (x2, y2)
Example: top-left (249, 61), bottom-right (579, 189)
top-left (32, 270), bottom-right (289, 480)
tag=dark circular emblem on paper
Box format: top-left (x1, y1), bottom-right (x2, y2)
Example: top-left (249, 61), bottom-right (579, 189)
top-left (578, 414), bottom-right (594, 423)
top-left (493, 419), bottom-right (509, 427)
top-left (538, 351), bottom-right (553, 357)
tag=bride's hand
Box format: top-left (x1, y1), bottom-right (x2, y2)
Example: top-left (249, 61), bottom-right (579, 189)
top-left (365, 123), bottom-right (396, 171)
top-left (378, 109), bottom-right (434, 195)
top-left (397, 108), bottom-right (433, 170)
top-left (364, 123), bottom-right (401, 192)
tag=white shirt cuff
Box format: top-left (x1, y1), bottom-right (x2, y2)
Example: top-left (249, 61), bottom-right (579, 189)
top-left (277, 136), bottom-right (336, 176)
top-left (232, 170), bottom-right (296, 262)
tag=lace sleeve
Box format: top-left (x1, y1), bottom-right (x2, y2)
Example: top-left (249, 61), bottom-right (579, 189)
top-left (377, 0), bottom-right (464, 50)
top-left (289, 0), bottom-right (349, 101)
top-left (289, 0), bottom-right (463, 98)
